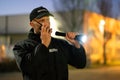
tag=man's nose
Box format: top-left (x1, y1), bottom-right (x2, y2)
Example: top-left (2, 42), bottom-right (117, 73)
top-left (43, 23), bottom-right (48, 27)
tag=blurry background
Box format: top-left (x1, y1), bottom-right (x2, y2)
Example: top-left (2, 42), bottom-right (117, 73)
top-left (0, 0), bottom-right (120, 80)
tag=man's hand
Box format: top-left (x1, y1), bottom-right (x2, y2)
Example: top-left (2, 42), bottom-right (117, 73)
top-left (65, 32), bottom-right (80, 48)
top-left (40, 26), bottom-right (52, 47)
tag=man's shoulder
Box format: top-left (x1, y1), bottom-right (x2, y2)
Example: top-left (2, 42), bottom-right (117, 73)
top-left (14, 39), bottom-right (38, 48)
top-left (15, 39), bottom-right (33, 44)
top-left (52, 37), bottom-right (68, 44)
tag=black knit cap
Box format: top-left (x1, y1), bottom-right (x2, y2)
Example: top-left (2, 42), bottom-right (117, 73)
top-left (29, 6), bottom-right (53, 21)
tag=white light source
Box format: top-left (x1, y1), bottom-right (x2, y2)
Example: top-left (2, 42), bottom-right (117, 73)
top-left (50, 16), bottom-right (59, 37)
top-left (81, 35), bottom-right (87, 43)
top-left (99, 20), bottom-right (105, 33)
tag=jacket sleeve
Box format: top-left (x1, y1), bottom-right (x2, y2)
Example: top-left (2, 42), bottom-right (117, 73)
top-left (13, 40), bottom-right (49, 74)
top-left (67, 44), bottom-right (86, 68)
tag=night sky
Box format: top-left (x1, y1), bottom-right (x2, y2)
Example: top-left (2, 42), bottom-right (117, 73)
top-left (0, 0), bottom-right (55, 16)
top-left (0, 0), bottom-right (120, 20)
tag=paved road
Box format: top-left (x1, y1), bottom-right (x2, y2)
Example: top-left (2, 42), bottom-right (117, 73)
top-left (69, 66), bottom-right (120, 80)
top-left (0, 66), bottom-right (120, 80)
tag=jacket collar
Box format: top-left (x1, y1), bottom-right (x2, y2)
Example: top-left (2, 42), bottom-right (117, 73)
top-left (28, 28), bottom-right (41, 43)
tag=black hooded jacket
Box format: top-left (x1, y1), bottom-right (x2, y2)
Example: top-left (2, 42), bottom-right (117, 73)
top-left (13, 28), bottom-right (86, 80)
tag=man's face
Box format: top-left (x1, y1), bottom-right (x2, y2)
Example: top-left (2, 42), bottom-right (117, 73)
top-left (30, 16), bottom-right (50, 34)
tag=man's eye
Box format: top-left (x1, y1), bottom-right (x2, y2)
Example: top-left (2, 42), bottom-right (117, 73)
top-left (39, 19), bottom-right (45, 22)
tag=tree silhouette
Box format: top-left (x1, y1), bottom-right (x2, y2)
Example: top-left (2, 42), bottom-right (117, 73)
top-left (53, 0), bottom-right (88, 32)
top-left (97, 0), bottom-right (113, 65)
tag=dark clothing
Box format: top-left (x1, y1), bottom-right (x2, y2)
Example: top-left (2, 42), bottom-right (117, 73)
top-left (13, 28), bottom-right (86, 80)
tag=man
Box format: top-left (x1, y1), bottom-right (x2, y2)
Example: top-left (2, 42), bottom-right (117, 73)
top-left (13, 6), bottom-right (86, 80)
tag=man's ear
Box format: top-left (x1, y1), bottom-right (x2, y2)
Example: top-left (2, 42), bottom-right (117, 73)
top-left (30, 22), bottom-right (34, 28)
